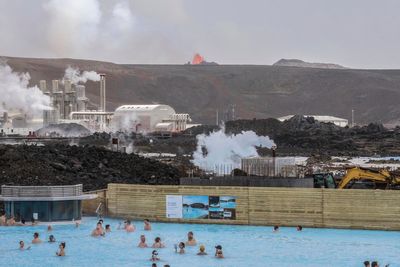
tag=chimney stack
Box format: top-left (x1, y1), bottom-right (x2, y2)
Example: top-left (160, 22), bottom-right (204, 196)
top-left (99, 74), bottom-right (106, 112)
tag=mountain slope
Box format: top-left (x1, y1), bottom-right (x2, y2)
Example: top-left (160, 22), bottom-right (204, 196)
top-left (3, 56), bottom-right (400, 125)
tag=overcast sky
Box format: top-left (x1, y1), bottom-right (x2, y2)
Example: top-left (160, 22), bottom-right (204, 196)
top-left (0, 0), bottom-right (399, 68)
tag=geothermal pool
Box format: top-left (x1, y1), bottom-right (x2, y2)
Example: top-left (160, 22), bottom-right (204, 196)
top-left (0, 217), bottom-right (399, 267)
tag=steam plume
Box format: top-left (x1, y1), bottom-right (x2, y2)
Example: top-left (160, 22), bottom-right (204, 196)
top-left (63, 66), bottom-right (100, 84)
top-left (0, 64), bottom-right (51, 115)
top-left (192, 128), bottom-right (276, 171)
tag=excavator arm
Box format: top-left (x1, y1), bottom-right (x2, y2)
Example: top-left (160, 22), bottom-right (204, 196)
top-left (337, 167), bottom-right (399, 189)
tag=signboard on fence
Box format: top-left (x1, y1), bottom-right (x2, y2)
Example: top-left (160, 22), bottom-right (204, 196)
top-left (166, 195), bottom-right (236, 220)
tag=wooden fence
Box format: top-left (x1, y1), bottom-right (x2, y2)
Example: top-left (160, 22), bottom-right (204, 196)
top-left (83, 184), bottom-right (400, 230)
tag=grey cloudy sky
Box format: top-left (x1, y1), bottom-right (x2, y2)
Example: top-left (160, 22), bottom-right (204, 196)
top-left (0, 0), bottom-right (399, 68)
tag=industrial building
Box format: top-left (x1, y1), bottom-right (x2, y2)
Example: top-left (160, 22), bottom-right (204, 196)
top-left (112, 104), bottom-right (191, 133)
top-left (278, 115), bottom-right (348, 127)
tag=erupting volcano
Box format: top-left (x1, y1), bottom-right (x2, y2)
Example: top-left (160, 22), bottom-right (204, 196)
top-left (192, 53), bottom-right (205, 64)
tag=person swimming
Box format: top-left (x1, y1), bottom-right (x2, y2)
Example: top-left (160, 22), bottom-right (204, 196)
top-left (19, 240), bottom-right (31, 250)
top-left (138, 235), bottom-right (148, 248)
top-left (197, 245), bottom-right (207, 255)
top-left (296, 225), bottom-right (303, 231)
top-left (124, 220), bottom-right (135, 232)
top-left (49, 235), bottom-right (56, 243)
top-left (144, 219), bottom-right (152, 231)
top-left (91, 223), bottom-right (105, 237)
top-left (56, 242), bottom-right (66, 256)
top-left (186, 231), bottom-right (197, 246)
top-left (7, 216), bottom-right (15, 226)
top-left (151, 264), bottom-right (157, 267)
top-left (105, 224), bottom-right (111, 233)
top-left (0, 212), bottom-right (6, 226)
top-left (273, 225), bottom-right (279, 232)
top-left (364, 261), bottom-right (371, 267)
top-left (175, 242), bottom-right (185, 254)
top-left (32, 232), bottom-right (42, 244)
top-left (215, 245), bottom-right (224, 258)
top-left (150, 250), bottom-right (160, 261)
top-left (47, 225), bottom-right (53, 231)
top-left (152, 237), bottom-right (165, 248)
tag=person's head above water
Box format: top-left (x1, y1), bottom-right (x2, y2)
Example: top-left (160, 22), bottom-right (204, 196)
top-left (364, 261), bottom-right (371, 267)
top-left (199, 245), bottom-right (206, 252)
top-left (371, 262), bottom-right (379, 267)
top-left (273, 225), bottom-right (279, 231)
top-left (49, 235), bottom-right (56, 242)
top-left (140, 235), bottom-right (146, 242)
top-left (125, 220), bottom-right (131, 225)
top-left (151, 264), bottom-right (157, 267)
top-left (19, 240), bottom-right (24, 247)
top-left (60, 242), bottom-right (66, 249)
top-left (297, 225), bottom-right (303, 231)
top-left (33, 232), bottom-right (39, 238)
top-left (179, 242), bottom-right (185, 249)
top-left (155, 237), bottom-right (161, 243)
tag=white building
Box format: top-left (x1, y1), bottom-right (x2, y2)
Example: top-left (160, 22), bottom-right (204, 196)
top-left (112, 104), bottom-right (191, 133)
top-left (278, 115), bottom-right (349, 127)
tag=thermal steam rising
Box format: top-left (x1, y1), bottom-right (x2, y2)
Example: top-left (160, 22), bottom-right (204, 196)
top-left (0, 64), bottom-right (51, 114)
top-left (63, 66), bottom-right (100, 84)
top-left (192, 129), bottom-right (276, 171)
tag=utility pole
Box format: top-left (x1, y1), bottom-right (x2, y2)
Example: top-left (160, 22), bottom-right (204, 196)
top-left (216, 109), bottom-right (219, 126)
top-left (351, 109), bottom-right (355, 127)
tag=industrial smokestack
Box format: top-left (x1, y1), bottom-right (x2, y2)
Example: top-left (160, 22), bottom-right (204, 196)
top-left (99, 74), bottom-right (106, 111)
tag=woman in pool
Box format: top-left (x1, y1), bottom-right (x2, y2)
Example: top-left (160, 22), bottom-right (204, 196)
top-left (215, 245), bottom-right (224, 258)
top-left (152, 237), bottom-right (165, 248)
top-left (150, 250), bottom-right (160, 261)
top-left (197, 245), bottom-right (207, 255)
top-left (56, 242), bottom-right (66, 256)
top-left (144, 219), bottom-right (151, 231)
top-left (186, 231), bottom-right (197, 246)
top-left (32, 232), bottom-right (42, 244)
top-left (174, 242), bottom-right (185, 254)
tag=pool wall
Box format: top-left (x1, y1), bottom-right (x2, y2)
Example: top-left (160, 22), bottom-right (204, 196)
top-left (83, 184), bottom-right (400, 230)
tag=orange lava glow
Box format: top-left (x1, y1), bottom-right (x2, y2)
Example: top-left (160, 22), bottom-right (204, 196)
top-left (192, 53), bottom-right (205, 64)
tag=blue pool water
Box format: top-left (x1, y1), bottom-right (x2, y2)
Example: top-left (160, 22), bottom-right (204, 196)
top-left (0, 217), bottom-right (399, 267)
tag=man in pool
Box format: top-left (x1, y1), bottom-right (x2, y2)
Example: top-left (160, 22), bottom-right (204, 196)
top-left (0, 212), bottom-right (6, 225)
top-left (7, 216), bottom-right (15, 226)
top-left (175, 242), bottom-right (185, 254)
top-left (19, 241), bottom-right (31, 250)
top-left (47, 225), bottom-right (53, 231)
top-left (124, 220), bottom-right (135, 232)
top-left (151, 264), bottom-right (157, 267)
top-left (186, 231), bottom-right (197, 246)
top-left (105, 224), bottom-right (111, 233)
top-left (138, 235), bottom-right (148, 248)
top-left (144, 219), bottom-right (152, 231)
top-left (364, 261), bottom-right (371, 267)
top-left (56, 242), bottom-right (66, 256)
top-left (91, 223), bottom-right (105, 237)
top-left (273, 225), bottom-right (279, 232)
top-left (215, 245), bottom-right (224, 258)
top-left (197, 245), bottom-right (207, 255)
top-left (152, 237), bottom-right (165, 248)
top-left (49, 235), bottom-right (56, 243)
top-left (296, 225), bottom-right (303, 231)
top-left (32, 232), bottom-right (42, 244)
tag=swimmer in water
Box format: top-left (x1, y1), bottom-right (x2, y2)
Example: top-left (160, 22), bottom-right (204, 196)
top-left (0, 212), bottom-right (6, 226)
top-left (124, 220), bottom-right (135, 232)
top-left (197, 245), bottom-right (207, 255)
top-left (152, 264), bottom-right (157, 267)
top-left (47, 225), bottom-right (53, 231)
top-left (150, 250), bottom-right (160, 261)
top-left (32, 232), bottom-right (42, 244)
top-left (49, 235), bottom-right (56, 243)
top-left (144, 219), bottom-right (152, 231)
top-left (31, 218), bottom-right (38, 226)
top-left (152, 237), bottom-right (165, 248)
top-left (176, 242), bottom-right (185, 254)
top-left (91, 223), bottom-right (105, 237)
top-left (75, 221), bottom-right (80, 228)
top-left (273, 225), bottom-right (279, 232)
top-left (364, 261), bottom-right (371, 267)
top-left (296, 225), bottom-right (303, 231)
top-left (19, 241), bottom-right (31, 250)
top-left (186, 231), bottom-right (197, 246)
top-left (138, 235), bottom-right (148, 248)
top-left (105, 224), bottom-right (111, 233)
top-left (215, 245), bottom-right (224, 258)
top-left (56, 242), bottom-right (66, 256)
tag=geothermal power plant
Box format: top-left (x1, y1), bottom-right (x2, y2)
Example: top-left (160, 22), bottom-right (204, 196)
top-left (0, 72), bottom-right (192, 136)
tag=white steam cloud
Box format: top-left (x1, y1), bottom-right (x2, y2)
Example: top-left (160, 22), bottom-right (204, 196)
top-left (192, 129), bottom-right (276, 171)
top-left (63, 66), bottom-right (100, 84)
top-left (0, 64), bottom-right (51, 115)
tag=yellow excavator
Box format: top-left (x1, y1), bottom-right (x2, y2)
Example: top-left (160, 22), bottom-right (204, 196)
top-left (337, 167), bottom-right (400, 189)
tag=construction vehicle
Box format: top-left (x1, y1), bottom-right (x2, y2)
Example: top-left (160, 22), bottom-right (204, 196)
top-left (313, 172), bottom-right (337, 188)
top-left (337, 167), bottom-right (400, 189)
